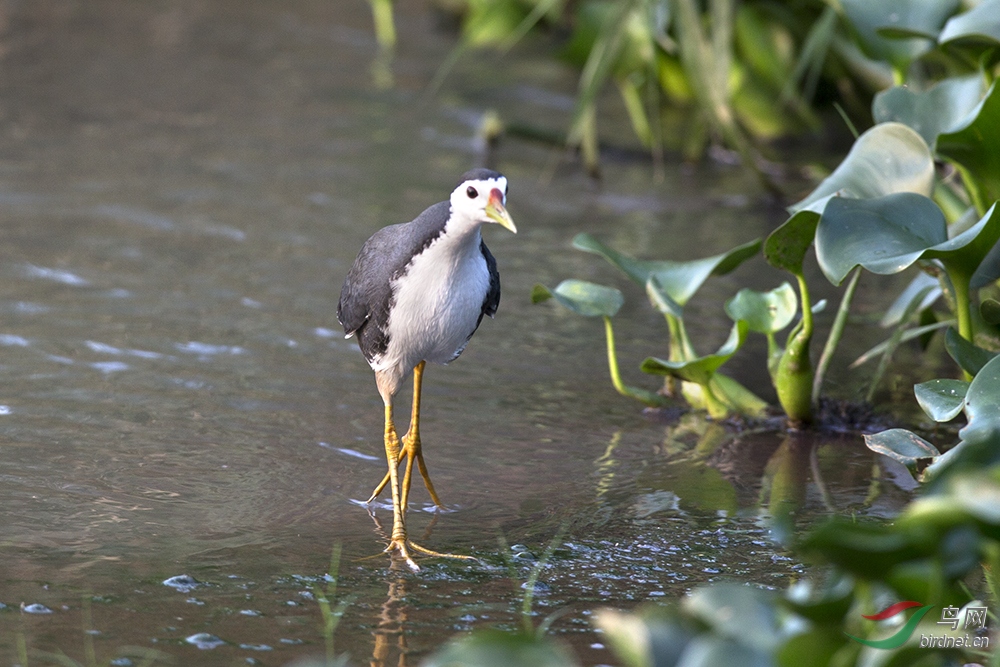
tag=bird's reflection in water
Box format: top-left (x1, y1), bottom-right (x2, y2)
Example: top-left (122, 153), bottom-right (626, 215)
top-left (366, 509), bottom-right (445, 667)
top-left (370, 559), bottom-right (410, 667)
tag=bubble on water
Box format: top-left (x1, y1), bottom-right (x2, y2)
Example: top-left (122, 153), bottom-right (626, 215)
top-left (162, 574), bottom-right (202, 593)
top-left (186, 632), bottom-right (225, 650)
top-left (239, 643), bottom-right (272, 651)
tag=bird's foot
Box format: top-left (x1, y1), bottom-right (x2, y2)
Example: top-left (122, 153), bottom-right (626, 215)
top-left (383, 538), bottom-right (478, 572)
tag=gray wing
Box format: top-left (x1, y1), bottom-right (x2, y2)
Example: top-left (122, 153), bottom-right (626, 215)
top-left (337, 202), bottom-right (450, 363)
top-left (480, 240), bottom-right (500, 320)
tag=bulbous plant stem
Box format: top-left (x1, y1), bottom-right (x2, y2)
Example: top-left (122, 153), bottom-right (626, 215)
top-left (776, 275), bottom-right (814, 427)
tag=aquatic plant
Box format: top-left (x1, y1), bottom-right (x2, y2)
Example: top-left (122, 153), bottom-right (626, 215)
top-left (533, 235), bottom-right (767, 416)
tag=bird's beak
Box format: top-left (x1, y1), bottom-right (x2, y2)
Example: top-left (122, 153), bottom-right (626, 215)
top-left (486, 188), bottom-right (517, 233)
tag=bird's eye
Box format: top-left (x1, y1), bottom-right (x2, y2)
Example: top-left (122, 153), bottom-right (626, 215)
top-left (466, 186), bottom-right (478, 199)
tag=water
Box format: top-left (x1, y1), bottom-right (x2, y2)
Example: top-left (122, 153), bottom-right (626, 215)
top-left (0, 1), bottom-right (919, 665)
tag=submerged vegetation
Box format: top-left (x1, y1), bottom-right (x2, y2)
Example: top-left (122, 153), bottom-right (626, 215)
top-left (356, 0), bottom-right (1000, 665)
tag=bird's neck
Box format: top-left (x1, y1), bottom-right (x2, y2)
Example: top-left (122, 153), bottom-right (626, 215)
top-left (439, 211), bottom-right (484, 256)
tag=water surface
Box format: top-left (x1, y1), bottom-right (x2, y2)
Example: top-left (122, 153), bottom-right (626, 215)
top-left (0, 2), bottom-right (917, 665)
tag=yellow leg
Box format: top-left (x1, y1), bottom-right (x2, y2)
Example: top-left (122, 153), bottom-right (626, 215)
top-left (367, 361), bottom-right (444, 509)
top-left (382, 401), bottom-right (418, 570)
top-left (367, 365), bottom-right (476, 571)
top-left (400, 361), bottom-right (444, 509)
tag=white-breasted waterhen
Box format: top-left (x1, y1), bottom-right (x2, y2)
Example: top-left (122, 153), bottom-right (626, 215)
top-left (337, 168), bottom-right (516, 570)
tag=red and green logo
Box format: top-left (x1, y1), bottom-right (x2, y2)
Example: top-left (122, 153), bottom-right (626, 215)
top-left (845, 601), bottom-right (935, 649)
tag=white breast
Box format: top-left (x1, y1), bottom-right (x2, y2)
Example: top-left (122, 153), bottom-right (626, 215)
top-left (373, 228), bottom-right (489, 384)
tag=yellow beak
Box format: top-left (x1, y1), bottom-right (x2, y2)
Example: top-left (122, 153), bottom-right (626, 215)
top-left (486, 188), bottom-right (517, 233)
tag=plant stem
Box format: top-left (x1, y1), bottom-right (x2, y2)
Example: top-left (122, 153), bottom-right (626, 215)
top-left (604, 316), bottom-right (665, 406)
top-left (813, 267), bottom-right (861, 405)
top-left (367, 0), bottom-right (396, 51)
top-left (951, 270), bottom-right (973, 343)
top-left (950, 269), bottom-right (975, 381)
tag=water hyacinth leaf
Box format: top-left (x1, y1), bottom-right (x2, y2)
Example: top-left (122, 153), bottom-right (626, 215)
top-left (865, 429), bottom-right (940, 478)
top-left (782, 578), bottom-right (855, 625)
top-left (531, 280), bottom-right (624, 317)
top-left (925, 203), bottom-right (1000, 278)
top-left (641, 321), bottom-right (748, 385)
top-left (815, 193), bottom-right (948, 285)
top-left (872, 75), bottom-right (985, 149)
top-left (799, 520), bottom-right (932, 578)
top-left (423, 629), bottom-right (580, 667)
top-left (945, 326), bottom-right (997, 376)
top-left (711, 373), bottom-right (769, 418)
top-left (971, 235), bottom-right (1000, 289)
top-left (461, 0), bottom-right (530, 48)
top-left (724, 283), bottom-right (797, 334)
top-left (673, 637), bottom-right (770, 667)
top-left (646, 275), bottom-right (683, 319)
top-left (819, 196), bottom-right (1000, 291)
top-left (981, 298), bottom-right (1000, 325)
top-left (594, 607), bottom-right (692, 667)
top-left (788, 123), bottom-right (934, 215)
top-left (938, 82), bottom-right (1000, 210)
top-left (764, 210), bottom-right (819, 276)
top-left (776, 629), bottom-right (846, 667)
top-left (572, 233), bottom-right (760, 306)
top-left (951, 473), bottom-right (1000, 525)
top-left (684, 584), bottom-right (780, 655)
top-left (962, 352), bottom-right (1000, 429)
top-left (879, 272), bottom-right (941, 327)
top-left (938, 0), bottom-right (1000, 46)
top-left (838, 0), bottom-right (959, 71)
top-left (914, 379), bottom-right (969, 422)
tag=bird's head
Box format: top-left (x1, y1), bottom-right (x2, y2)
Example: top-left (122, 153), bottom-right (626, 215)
top-left (449, 169), bottom-right (517, 234)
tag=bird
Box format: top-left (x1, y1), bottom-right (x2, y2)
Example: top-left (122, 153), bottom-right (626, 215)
top-left (337, 168), bottom-right (516, 570)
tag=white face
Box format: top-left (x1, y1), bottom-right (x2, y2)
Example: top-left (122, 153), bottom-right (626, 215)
top-left (450, 176), bottom-right (508, 223)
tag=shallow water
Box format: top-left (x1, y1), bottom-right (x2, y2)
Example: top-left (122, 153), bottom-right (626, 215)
top-left (0, 1), bottom-right (921, 665)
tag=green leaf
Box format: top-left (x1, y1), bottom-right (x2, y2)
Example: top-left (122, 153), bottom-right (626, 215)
top-left (815, 193), bottom-right (947, 285)
top-left (423, 629), bottom-right (580, 667)
top-left (764, 210), bottom-right (819, 277)
top-left (789, 123), bottom-right (934, 214)
top-left (864, 429), bottom-right (940, 478)
top-left (684, 584), bottom-right (779, 656)
top-left (962, 352), bottom-right (1000, 430)
top-left (724, 283), bottom-right (797, 334)
top-left (782, 578), bottom-right (855, 624)
top-left (572, 233), bottom-right (760, 306)
top-left (711, 373), bottom-right (769, 418)
top-left (799, 520), bottom-right (932, 578)
top-left (672, 637), bottom-right (770, 667)
top-left (461, 0), bottom-right (530, 48)
top-left (913, 379), bottom-right (969, 422)
top-left (814, 196), bottom-right (1000, 287)
top-left (938, 81), bottom-right (1000, 211)
top-left (594, 608), bottom-right (692, 667)
top-left (879, 272), bottom-right (941, 327)
top-left (646, 275), bottom-right (683, 318)
top-left (839, 0), bottom-right (959, 70)
top-left (939, 0), bottom-right (1000, 46)
top-left (945, 326), bottom-right (997, 376)
top-left (982, 298), bottom-right (1000, 325)
top-left (872, 75), bottom-right (985, 149)
top-left (853, 321), bottom-right (953, 368)
top-left (531, 280), bottom-right (624, 317)
top-left (777, 630), bottom-right (847, 667)
top-left (641, 321), bottom-right (748, 385)
top-left (951, 473), bottom-right (1000, 525)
